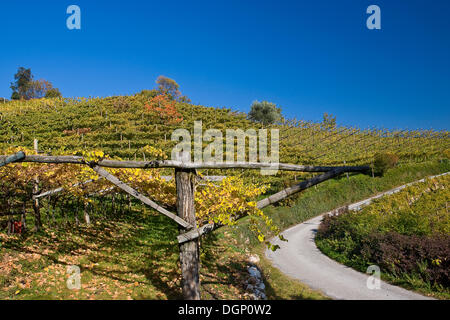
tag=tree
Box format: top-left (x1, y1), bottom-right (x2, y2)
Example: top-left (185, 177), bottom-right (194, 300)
top-left (30, 79), bottom-right (52, 99)
top-left (10, 67), bottom-right (33, 100)
top-left (156, 75), bottom-right (181, 100)
top-left (10, 67), bottom-right (61, 100)
top-left (247, 101), bottom-right (282, 126)
top-left (45, 87), bottom-right (62, 98)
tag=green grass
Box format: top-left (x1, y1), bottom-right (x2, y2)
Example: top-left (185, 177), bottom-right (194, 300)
top-left (0, 206), bottom-right (254, 300)
top-left (230, 159), bottom-right (450, 246)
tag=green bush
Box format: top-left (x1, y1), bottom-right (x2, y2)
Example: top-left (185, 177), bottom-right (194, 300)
top-left (137, 89), bottom-right (158, 99)
top-left (373, 152), bottom-right (399, 176)
top-left (443, 149), bottom-right (450, 159)
top-left (45, 88), bottom-right (62, 98)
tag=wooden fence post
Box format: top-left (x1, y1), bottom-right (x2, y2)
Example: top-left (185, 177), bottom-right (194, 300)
top-left (175, 152), bottom-right (200, 300)
top-left (32, 139), bottom-right (42, 231)
top-left (344, 160), bottom-right (349, 181)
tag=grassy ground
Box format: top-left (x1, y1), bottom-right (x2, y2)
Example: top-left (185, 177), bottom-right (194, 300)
top-left (0, 207), bottom-right (323, 300)
top-left (0, 210), bottom-right (250, 300)
top-left (1, 159), bottom-right (448, 300)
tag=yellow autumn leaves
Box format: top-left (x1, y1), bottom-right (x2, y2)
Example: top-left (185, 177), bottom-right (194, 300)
top-left (1, 147), bottom-right (281, 246)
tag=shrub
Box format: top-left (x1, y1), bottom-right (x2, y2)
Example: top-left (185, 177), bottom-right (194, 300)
top-left (138, 89), bottom-right (158, 99)
top-left (373, 152), bottom-right (399, 176)
top-left (361, 232), bottom-right (450, 288)
top-left (443, 149), bottom-right (450, 159)
top-left (45, 88), bottom-right (62, 98)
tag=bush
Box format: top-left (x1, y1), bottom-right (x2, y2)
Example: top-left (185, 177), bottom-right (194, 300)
top-left (361, 232), bottom-right (450, 288)
top-left (318, 216), bottom-right (450, 288)
top-left (45, 88), bottom-right (62, 98)
top-left (443, 149), bottom-right (450, 159)
top-left (138, 89), bottom-right (158, 99)
top-left (373, 152), bottom-right (399, 176)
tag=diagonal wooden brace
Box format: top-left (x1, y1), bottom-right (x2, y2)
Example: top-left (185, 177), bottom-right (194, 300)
top-left (177, 168), bottom-right (347, 243)
top-left (0, 151), bottom-right (25, 167)
top-left (91, 165), bottom-right (193, 229)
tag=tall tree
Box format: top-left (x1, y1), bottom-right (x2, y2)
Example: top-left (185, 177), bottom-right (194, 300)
top-left (10, 67), bottom-right (61, 100)
top-left (10, 67), bottom-right (33, 100)
top-left (156, 75), bottom-right (181, 100)
top-left (247, 100), bottom-right (282, 126)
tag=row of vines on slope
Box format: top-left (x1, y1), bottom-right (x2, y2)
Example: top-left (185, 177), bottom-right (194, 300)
top-left (1, 96), bottom-right (448, 167)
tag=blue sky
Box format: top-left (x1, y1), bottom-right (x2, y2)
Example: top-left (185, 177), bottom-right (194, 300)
top-left (0, 0), bottom-right (449, 130)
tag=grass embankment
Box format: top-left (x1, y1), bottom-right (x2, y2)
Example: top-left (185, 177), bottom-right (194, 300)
top-left (315, 173), bottom-right (449, 299)
top-left (0, 159), bottom-right (448, 299)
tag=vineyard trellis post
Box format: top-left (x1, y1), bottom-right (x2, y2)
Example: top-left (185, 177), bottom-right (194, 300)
top-left (175, 152), bottom-right (200, 300)
top-left (32, 139), bottom-right (42, 231)
top-left (176, 166), bottom-right (200, 300)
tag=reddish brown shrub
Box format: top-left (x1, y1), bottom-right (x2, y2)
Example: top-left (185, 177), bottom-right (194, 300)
top-left (361, 232), bottom-right (450, 287)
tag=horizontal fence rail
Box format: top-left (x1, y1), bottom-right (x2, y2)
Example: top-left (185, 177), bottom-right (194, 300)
top-left (0, 154), bottom-right (371, 172)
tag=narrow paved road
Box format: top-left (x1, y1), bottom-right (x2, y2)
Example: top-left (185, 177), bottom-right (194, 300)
top-left (266, 174), bottom-right (449, 300)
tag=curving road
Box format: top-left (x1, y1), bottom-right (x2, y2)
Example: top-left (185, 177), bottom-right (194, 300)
top-left (266, 174), bottom-right (449, 300)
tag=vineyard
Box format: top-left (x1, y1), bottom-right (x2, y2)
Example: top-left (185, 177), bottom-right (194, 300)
top-left (0, 94), bottom-right (449, 300)
top-left (1, 95), bottom-right (448, 166)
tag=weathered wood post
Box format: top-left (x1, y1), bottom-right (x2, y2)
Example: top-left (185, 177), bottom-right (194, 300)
top-left (32, 139), bottom-right (42, 231)
top-left (175, 152), bottom-right (200, 300)
top-left (344, 160), bottom-right (349, 181)
top-left (83, 201), bottom-right (91, 225)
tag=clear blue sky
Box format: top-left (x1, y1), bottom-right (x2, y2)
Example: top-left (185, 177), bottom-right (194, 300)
top-left (0, 0), bottom-right (449, 130)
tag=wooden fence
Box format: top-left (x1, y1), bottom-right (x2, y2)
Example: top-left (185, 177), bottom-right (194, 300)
top-left (0, 151), bottom-right (370, 299)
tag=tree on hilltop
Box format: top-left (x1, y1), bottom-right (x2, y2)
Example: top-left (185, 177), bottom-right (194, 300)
top-left (10, 67), bottom-right (62, 100)
top-left (247, 100), bottom-right (283, 126)
top-left (10, 67), bottom-right (33, 100)
top-left (156, 75), bottom-right (181, 100)
top-left (155, 75), bottom-right (190, 102)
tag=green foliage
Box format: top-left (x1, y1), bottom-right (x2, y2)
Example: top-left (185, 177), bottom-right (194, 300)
top-left (9, 67), bottom-right (61, 100)
top-left (247, 100), bottom-right (282, 126)
top-left (321, 112), bottom-right (336, 130)
top-left (443, 149), bottom-right (450, 159)
top-left (156, 75), bottom-right (181, 100)
top-left (373, 152), bottom-right (399, 176)
top-left (10, 92), bottom-right (20, 100)
top-left (138, 89), bottom-right (158, 99)
top-left (10, 67), bottom-right (33, 100)
top-left (45, 88), bottom-right (62, 98)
